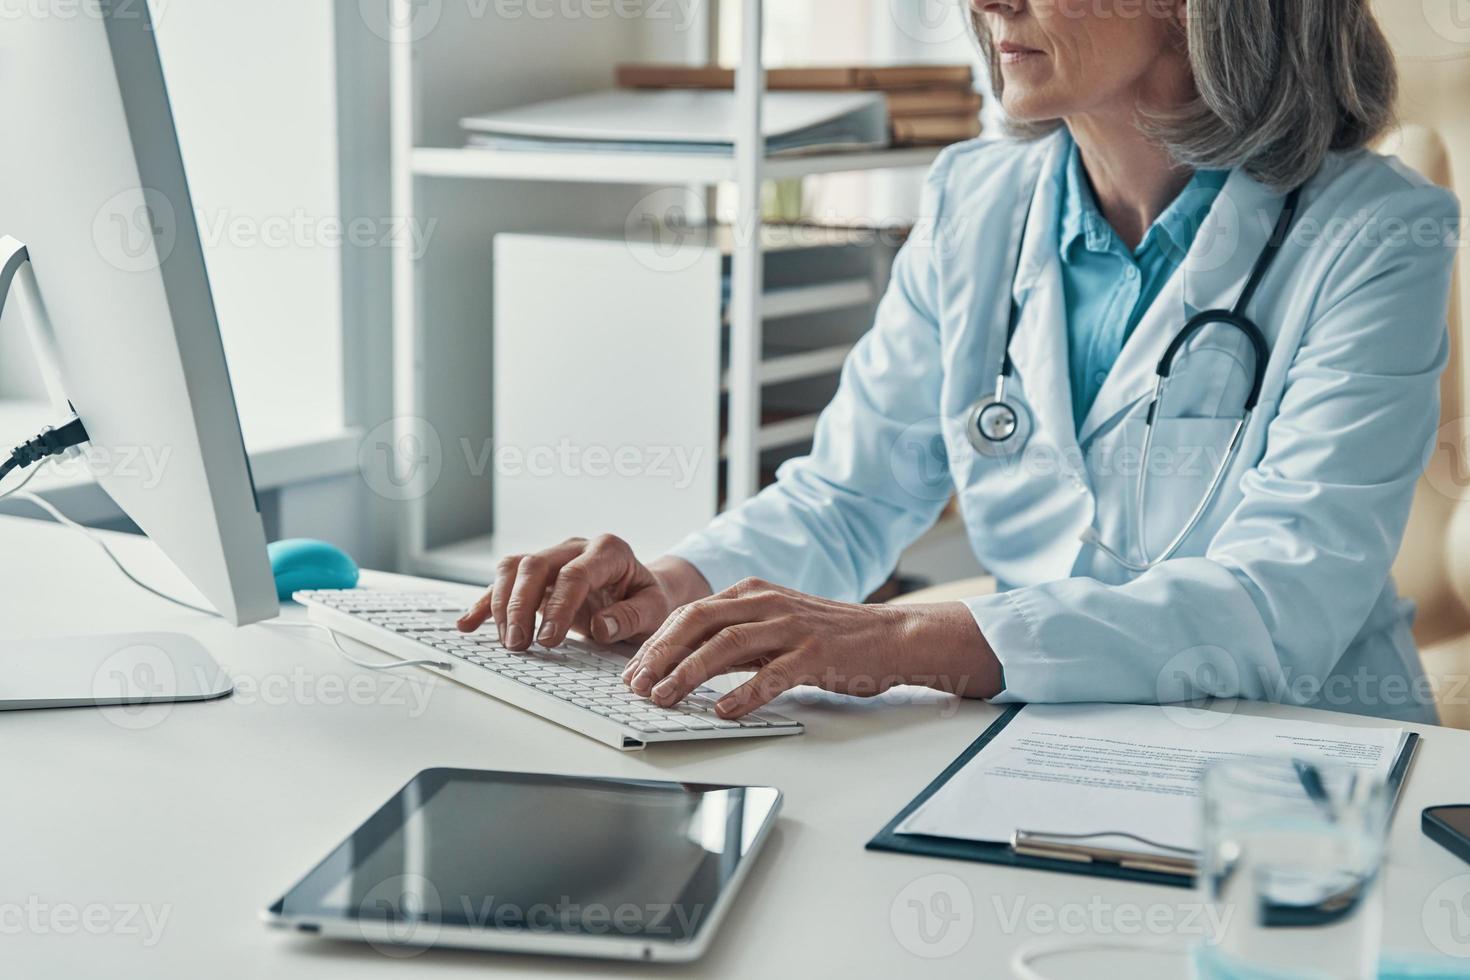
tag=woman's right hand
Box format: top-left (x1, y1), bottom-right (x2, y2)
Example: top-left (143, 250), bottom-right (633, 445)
top-left (456, 534), bottom-right (710, 651)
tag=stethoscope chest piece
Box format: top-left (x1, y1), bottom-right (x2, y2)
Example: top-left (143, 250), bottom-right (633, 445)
top-left (966, 386), bottom-right (1033, 457)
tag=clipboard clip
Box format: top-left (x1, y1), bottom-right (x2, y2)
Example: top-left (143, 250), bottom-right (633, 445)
top-left (1011, 829), bottom-right (1199, 877)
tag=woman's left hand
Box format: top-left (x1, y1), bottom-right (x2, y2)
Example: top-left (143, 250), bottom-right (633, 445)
top-left (621, 577), bottom-right (1003, 718)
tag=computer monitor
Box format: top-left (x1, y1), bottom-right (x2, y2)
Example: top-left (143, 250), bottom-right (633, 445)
top-left (0, 2), bottom-right (277, 626)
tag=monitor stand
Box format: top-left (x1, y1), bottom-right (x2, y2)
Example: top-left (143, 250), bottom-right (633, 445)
top-left (0, 633), bottom-right (233, 711)
top-left (0, 236), bottom-right (233, 711)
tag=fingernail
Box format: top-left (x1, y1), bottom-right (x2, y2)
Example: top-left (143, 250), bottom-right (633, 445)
top-left (621, 660), bottom-right (637, 680)
top-left (652, 678), bottom-right (678, 704)
top-left (716, 697), bottom-right (739, 718)
top-left (506, 625), bottom-right (526, 648)
top-left (597, 615), bottom-right (617, 639)
top-left (537, 621), bottom-right (557, 644)
top-left (632, 668), bottom-right (655, 694)
top-left (495, 622), bottom-right (504, 643)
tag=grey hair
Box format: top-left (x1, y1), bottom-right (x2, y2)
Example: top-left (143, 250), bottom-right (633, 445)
top-left (973, 1), bottom-right (1398, 190)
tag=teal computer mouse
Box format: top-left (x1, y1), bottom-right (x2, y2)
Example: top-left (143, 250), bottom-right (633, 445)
top-left (267, 538), bottom-right (360, 600)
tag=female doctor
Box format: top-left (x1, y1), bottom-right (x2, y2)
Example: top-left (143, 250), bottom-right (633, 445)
top-left (459, 0), bottom-right (1460, 724)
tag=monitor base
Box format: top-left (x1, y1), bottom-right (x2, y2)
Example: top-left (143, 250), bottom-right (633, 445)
top-left (1, 632), bottom-right (233, 710)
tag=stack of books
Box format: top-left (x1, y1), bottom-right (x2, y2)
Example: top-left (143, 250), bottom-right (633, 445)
top-left (615, 64), bottom-right (982, 148)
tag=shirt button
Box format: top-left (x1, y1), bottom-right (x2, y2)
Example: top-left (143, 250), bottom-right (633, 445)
top-left (1125, 266), bottom-right (1139, 280)
top-left (1093, 370), bottom-right (1108, 386)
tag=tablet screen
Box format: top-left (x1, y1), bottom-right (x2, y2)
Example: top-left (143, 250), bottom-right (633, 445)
top-left (275, 769), bottom-right (780, 944)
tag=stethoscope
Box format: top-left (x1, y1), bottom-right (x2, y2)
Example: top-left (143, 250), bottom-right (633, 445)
top-left (966, 182), bottom-right (1304, 571)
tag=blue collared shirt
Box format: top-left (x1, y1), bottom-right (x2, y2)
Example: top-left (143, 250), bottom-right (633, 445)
top-left (1058, 140), bottom-right (1228, 429)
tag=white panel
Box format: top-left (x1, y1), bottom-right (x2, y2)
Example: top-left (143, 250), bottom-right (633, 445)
top-left (150, 0), bottom-right (343, 445)
top-left (493, 234), bottom-right (721, 559)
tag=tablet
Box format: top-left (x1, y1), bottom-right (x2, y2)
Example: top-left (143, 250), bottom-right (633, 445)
top-left (263, 768), bottom-right (781, 962)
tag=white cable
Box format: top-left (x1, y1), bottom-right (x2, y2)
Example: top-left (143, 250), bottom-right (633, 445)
top-left (1010, 938), bottom-right (1189, 980)
top-left (11, 486), bottom-right (216, 616)
top-left (259, 621), bottom-right (451, 672)
top-left (0, 458), bottom-right (43, 501)
top-left (10, 466), bottom-right (448, 673)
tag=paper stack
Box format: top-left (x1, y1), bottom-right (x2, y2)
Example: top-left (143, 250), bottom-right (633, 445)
top-left (460, 89), bottom-right (888, 156)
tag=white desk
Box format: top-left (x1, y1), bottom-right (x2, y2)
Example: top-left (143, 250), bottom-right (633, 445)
top-left (4, 513), bottom-right (1468, 979)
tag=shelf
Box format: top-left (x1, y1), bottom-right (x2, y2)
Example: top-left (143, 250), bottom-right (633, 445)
top-left (722, 277), bottom-right (873, 327)
top-left (411, 145), bottom-right (942, 186)
top-left (721, 344), bottom-right (851, 390)
top-left (762, 277), bottom-right (874, 320)
top-left (720, 413), bottom-right (820, 456)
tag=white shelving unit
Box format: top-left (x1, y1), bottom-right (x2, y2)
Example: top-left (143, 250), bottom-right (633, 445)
top-left (411, 144), bottom-right (939, 185)
top-left (387, 0), bottom-right (940, 581)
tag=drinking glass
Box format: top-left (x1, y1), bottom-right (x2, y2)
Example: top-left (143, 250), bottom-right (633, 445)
top-left (1194, 757), bottom-right (1391, 980)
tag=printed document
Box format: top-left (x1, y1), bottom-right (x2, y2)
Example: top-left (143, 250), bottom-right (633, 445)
top-left (895, 703), bottom-right (1405, 854)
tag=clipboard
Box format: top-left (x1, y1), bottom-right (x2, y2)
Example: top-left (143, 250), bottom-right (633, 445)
top-left (866, 704), bottom-right (1422, 889)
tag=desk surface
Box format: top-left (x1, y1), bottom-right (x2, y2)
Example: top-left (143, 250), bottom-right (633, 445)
top-left (4, 513), bottom-right (1468, 980)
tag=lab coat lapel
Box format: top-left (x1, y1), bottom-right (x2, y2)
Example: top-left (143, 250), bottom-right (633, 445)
top-left (1075, 171), bottom-right (1286, 444)
top-left (1006, 136), bottom-right (1080, 469)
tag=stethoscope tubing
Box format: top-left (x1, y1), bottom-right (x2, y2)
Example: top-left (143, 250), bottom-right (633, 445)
top-left (970, 179), bottom-right (1304, 570)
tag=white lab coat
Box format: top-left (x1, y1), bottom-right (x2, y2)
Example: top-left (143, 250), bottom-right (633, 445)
top-left (670, 131), bottom-right (1461, 723)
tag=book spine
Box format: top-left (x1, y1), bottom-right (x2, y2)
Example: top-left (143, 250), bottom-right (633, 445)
top-left (886, 91), bottom-right (983, 117)
top-left (890, 116), bottom-right (982, 146)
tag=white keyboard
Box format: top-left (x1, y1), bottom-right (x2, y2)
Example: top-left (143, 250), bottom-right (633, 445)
top-left (294, 590), bottom-right (803, 751)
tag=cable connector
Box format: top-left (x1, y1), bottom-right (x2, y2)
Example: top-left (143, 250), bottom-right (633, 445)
top-left (1, 416), bottom-right (90, 481)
